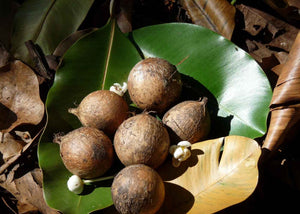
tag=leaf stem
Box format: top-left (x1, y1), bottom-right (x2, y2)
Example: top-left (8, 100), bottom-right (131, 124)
top-left (83, 175), bottom-right (115, 185)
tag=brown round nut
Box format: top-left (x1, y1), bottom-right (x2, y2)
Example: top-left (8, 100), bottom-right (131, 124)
top-left (163, 98), bottom-right (211, 144)
top-left (114, 113), bottom-right (170, 169)
top-left (57, 127), bottom-right (114, 179)
top-left (111, 164), bottom-right (165, 214)
top-left (128, 57), bottom-right (182, 114)
top-left (68, 90), bottom-right (128, 135)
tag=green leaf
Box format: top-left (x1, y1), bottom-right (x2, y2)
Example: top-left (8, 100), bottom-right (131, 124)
top-left (0, 0), bottom-right (16, 48)
top-left (39, 22), bottom-right (272, 213)
top-left (132, 23), bottom-right (272, 138)
top-left (11, 0), bottom-right (94, 63)
top-left (38, 19), bottom-right (142, 214)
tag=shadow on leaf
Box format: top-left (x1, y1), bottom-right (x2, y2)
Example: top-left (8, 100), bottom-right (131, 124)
top-left (180, 74), bottom-right (233, 138)
top-left (158, 149), bottom-right (204, 181)
top-left (157, 182), bottom-right (194, 214)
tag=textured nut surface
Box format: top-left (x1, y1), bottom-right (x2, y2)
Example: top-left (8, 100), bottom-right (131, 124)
top-left (163, 99), bottom-right (211, 144)
top-left (69, 90), bottom-right (128, 135)
top-left (128, 58), bottom-right (182, 113)
top-left (59, 127), bottom-right (114, 179)
top-left (111, 164), bottom-right (165, 214)
top-left (114, 114), bottom-right (170, 169)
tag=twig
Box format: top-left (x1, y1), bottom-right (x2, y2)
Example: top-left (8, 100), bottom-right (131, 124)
top-left (1, 196), bottom-right (17, 214)
top-left (25, 40), bottom-right (54, 80)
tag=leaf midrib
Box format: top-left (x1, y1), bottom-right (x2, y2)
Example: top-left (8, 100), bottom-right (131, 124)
top-left (32, 0), bottom-right (56, 43)
top-left (101, 19), bottom-right (115, 90)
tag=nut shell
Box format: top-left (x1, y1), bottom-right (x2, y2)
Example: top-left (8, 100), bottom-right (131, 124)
top-left (59, 127), bottom-right (114, 179)
top-left (128, 57), bottom-right (182, 113)
top-left (114, 113), bottom-right (170, 168)
top-left (162, 99), bottom-right (210, 144)
top-left (69, 90), bottom-right (128, 135)
top-left (111, 164), bottom-right (165, 214)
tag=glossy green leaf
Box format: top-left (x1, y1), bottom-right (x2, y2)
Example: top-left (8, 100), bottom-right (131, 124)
top-left (11, 0), bottom-right (94, 63)
top-left (38, 19), bottom-right (142, 214)
top-left (132, 23), bottom-right (272, 139)
top-left (39, 22), bottom-right (272, 213)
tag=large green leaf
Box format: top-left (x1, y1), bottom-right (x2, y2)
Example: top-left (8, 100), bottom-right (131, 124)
top-left (39, 22), bottom-right (272, 213)
top-left (38, 19), bottom-right (142, 214)
top-left (11, 0), bottom-right (94, 63)
top-left (132, 23), bottom-right (272, 139)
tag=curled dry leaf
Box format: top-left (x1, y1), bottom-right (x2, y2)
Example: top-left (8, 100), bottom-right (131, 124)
top-left (237, 4), bottom-right (298, 52)
top-left (157, 136), bottom-right (261, 214)
top-left (180, 0), bottom-right (236, 40)
top-left (263, 32), bottom-right (300, 151)
top-left (0, 132), bottom-right (25, 163)
top-left (0, 60), bottom-right (44, 133)
top-left (112, 0), bottom-right (134, 33)
top-left (46, 28), bottom-right (97, 71)
top-left (237, 4), bottom-right (298, 79)
top-left (263, 0), bottom-right (300, 25)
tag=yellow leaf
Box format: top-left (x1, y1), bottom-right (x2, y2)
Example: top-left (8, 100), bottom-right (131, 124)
top-left (158, 135), bottom-right (261, 214)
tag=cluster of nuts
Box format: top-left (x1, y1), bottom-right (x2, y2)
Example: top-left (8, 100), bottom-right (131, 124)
top-left (54, 57), bottom-right (211, 214)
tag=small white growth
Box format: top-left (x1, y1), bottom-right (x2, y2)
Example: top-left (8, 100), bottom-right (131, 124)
top-left (169, 141), bottom-right (192, 167)
top-left (67, 175), bottom-right (84, 194)
top-left (110, 82), bottom-right (127, 96)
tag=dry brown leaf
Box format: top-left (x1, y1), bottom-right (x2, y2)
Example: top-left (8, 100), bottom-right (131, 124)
top-left (0, 60), bottom-right (44, 133)
top-left (180, 0), bottom-right (235, 40)
top-left (0, 42), bottom-right (11, 68)
top-left (263, 0), bottom-right (300, 25)
top-left (263, 32), bottom-right (300, 151)
top-left (237, 4), bottom-right (298, 52)
top-left (15, 169), bottom-right (58, 214)
top-left (0, 166), bottom-right (58, 214)
top-left (287, 0), bottom-right (300, 8)
top-left (115, 0), bottom-right (134, 33)
top-left (0, 132), bottom-right (25, 163)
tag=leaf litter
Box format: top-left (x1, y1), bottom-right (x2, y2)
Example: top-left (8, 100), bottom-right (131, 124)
top-left (1, 0), bottom-right (300, 213)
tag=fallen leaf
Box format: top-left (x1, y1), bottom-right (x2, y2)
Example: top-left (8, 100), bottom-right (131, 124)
top-left (263, 0), bottom-right (300, 25)
top-left (15, 169), bottom-right (58, 214)
top-left (0, 60), bottom-right (44, 133)
top-left (14, 131), bottom-right (32, 144)
top-left (237, 4), bottom-right (298, 52)
top-left (0, 127), bottom-right (43, 175)
top-left (236, 4), bottom-right (298, 79)
top-left (0, 42), bottom-right (11, 68)
top-left (114, 0), bottom-right (134, 33)
top-left (11, 0), bottom-right (94, 64)
top-left (287, 0), bottom-right (300, 8)
top-left (157, 136), bottom-right (261, 214)
top-left (0, 166), bottom-right (58, 214)
top-left (180, 0), bottom-right (236, 40)
top-left (263, 32), bottom-right (300, 151)
top-left (0, 132), bottom-right (25, 163)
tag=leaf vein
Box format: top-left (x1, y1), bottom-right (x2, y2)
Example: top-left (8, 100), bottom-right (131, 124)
top-left (101, 19), bottom-right (115, 90)
top-left (32, 0), bottom-right (56, 43)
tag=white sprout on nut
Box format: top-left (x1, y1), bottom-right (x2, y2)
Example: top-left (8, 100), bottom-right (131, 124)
top-left (67, 175), bottom-right (84, 194)
top-left (169, 141), bottom-right (192, 167)
top-left (110, 82), bottom-right (128, 96)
